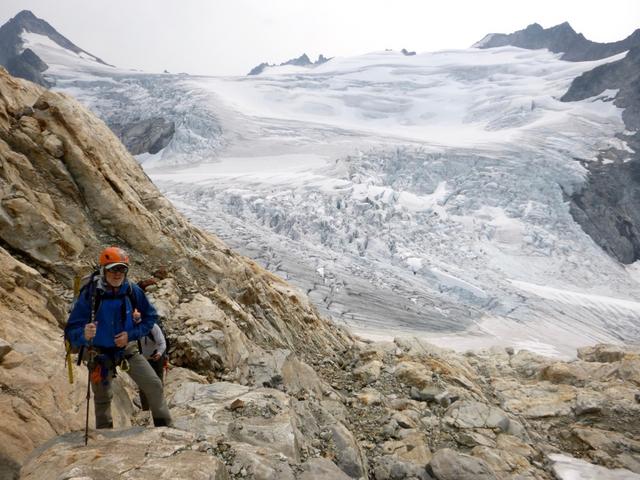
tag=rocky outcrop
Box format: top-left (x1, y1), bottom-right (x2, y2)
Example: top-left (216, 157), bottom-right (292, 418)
top-left (474, 21), bottom-right (640, 62)
top-left (561, 47), bottom-right (640, 263)
top-left (5, 47), bottom-right (50, 87)
top-left (21, 333), bottom-right (640, 479)
top-left (110, 116), bottom-right (175, 155)
top-left (247, 54), bottom-right (330, 75)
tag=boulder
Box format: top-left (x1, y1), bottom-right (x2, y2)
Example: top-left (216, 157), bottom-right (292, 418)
top-left (444, 401), bottom-right (511, 432)
top-left (330, 421), bottom-right (368, 478)
top-left (394, 361), bottom-right (433, 389)
top-left (354, 360), bottom-right (382, 384)
top-left (428, 448), bottom-right (497, 480)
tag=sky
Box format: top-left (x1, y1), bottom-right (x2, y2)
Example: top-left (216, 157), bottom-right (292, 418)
top-left (0, 0), bottom-right (638, 76)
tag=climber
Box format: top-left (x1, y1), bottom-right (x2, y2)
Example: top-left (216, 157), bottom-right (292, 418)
top-left (65, 246), bottom-right (174, 429)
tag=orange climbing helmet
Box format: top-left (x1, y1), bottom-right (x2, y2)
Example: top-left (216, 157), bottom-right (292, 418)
top-left (99, 246), bottom-right (130, 268)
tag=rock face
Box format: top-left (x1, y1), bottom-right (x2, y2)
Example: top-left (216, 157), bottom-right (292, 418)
top-left (111, 117), bottom-right (176, 155)
top-left (474, 21), bottom-right (640, 62)
top-left (562, 47), bottom-right (640, 263)
top-left (2, 68), bottom-right (640, 479)
top-left (5, 47), bottom-right (49, 87)
top-left (0, 10), bottom-right (109, 86)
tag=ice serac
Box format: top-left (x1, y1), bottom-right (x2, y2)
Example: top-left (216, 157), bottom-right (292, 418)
top-left (474, 21), bottom-right (640, 61)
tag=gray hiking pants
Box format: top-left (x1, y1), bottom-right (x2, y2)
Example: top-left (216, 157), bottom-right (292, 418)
top-left (88, 343), bottom-right (172, 428)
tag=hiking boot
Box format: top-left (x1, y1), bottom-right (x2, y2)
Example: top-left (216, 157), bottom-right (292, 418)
top-left (153, 417), bottom-right (174, 428)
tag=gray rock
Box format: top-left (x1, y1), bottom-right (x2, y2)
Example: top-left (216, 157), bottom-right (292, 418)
top-left (444, 401), bottom-right (511, 432)
top-left (428, 448), bottom-right (497, 480)
top-left (574, 392), bottom-right (603, 415)
top-left (374, 455), bottom-right (433, 480)
top-left (299, 458), bottom-right (352, 480)
top-left (331, 421), bottom-right (368, 478)
top-left (232, 445), bottom-right (296, 480)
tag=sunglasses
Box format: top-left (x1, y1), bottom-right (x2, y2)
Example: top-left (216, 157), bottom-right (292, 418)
top-left (106, 265), bottom-right (129, 274)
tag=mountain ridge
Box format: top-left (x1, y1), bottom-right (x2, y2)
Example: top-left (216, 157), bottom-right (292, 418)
top-left (248, 53), bottom-right (330, 75)
top-left (475, 21), bottom-right (640, 62)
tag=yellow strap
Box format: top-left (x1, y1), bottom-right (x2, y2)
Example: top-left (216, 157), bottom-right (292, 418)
top-left (73, 276), bottom-right (81, 298)
top-left (65, 340), bottom-right (74, 384)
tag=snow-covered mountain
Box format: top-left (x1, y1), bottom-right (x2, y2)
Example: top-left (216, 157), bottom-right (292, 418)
top-left (4, 12), bottom-right (640, 357)
top-left (0, 10), bottom-right (178, 156)
top-left (0, 10), bottom-right (108, 86)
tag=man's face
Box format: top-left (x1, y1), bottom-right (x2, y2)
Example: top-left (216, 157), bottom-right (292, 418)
top-left (105, 265), bottom-right (127, 288)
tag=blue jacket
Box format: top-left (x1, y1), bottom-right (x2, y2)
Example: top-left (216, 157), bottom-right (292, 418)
top-left (66, 278), bottom-right (158, 350)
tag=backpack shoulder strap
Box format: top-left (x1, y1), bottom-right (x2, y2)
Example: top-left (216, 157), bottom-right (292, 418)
top-left (127, 284), bottom-right (138, 311)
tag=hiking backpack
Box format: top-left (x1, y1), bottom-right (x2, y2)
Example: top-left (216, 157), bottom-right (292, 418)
top-left (63, 270), bottom-right (168, 382)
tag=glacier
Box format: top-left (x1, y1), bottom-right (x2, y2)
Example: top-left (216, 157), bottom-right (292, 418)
top-left (23, 30), bottom-right (640, 358)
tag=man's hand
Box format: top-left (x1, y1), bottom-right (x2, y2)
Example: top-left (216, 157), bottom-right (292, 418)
top-left (133, 308), bottom-right (141, 324)
top-left (151, 353), bottom-right (161, 361)
top-left (114, 331), bottom-right (129, 348)
top-left (84, 323), bottom-right (97, 341)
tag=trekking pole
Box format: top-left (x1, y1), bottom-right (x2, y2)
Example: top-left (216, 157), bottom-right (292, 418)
top-left (84, 287), bottom-right (98, 446)
top-left (84, 348), bottom-right (92, 446)
top-left (163, 356), bottom-right (168, 384)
